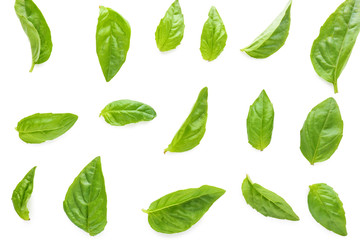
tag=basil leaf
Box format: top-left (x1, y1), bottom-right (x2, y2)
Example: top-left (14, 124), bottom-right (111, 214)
top-left (16, 113), bottom-right (78, 144)
top-left (247, 90), bottom-right (274, 151)
top-left (11, 166), bottom-right (36, 221)
top-left (200, 7), bottom-right (227, 61)
top-left (96, 6), bottom-right (131, 82)
top-left (311, 0), bottom-right (360, 93)
top-left (100, 99), bottom-right (156, 126)
top-left (242, 175), bottom-right (299, 221)
top-left (15, 0), bottom-right (52, 72)
top-left (142, 185), bottom-right (225, 234)
top-left (241, 0), bottom-right (291, 58)
top-left (63, 156), bottom-right (107, 236)
top-left (308, 183), bottom-right (347, 236)
top-left (165, 87), bottom-right (208, 153)
top-left (155, 0), bottom-right (185, 52)
top-left (300, 98), bottom-right (343, 165)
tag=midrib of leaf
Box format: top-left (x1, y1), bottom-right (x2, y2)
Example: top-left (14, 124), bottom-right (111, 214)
top-left (145, 192), bottom-right (215, 214)
top-left (106, 18), bottom-right (116, 80)
top-left (312, 188), bottom-right (343, 232)
top-left (85, 164), bottom-right (97, 233)
top-left (310, 105), bottom-right (333, 164)
top-left (18, 125), bottom-right (68, 134)
top-left (333, 0), bottom-right (356, 92)
top-left (18, 180), bottom-right (32, 210)
top-left (159, 13), bottom-right (175, 50)
top-left (260, 95), bottom-right (266, 150)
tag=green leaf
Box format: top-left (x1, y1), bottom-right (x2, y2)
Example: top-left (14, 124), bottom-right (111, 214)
top-left (100, 99), bottom-right (156, 126)
top-left (63, 156), bottom-right (107, 236)
top-left (165, 87), bottom-right (208, 153)
top-left (11, 166), bottom-right (36, 221)
top-left (246, 90), bottom-right (274, 150)
top-left (15, 0), bottom-right (52, 72)
top-left (96, 6), bottom-right (131, 82)
top-left (300, 98), bottom-right (343, 165)
top-left (311, 0), bottom-right (360, 93)
top-left (242, 175), bottom-right (299, 221)
top-left (16, 113), bottom-right (78, 144)
top-left (308, 183), bottom-right (347, 236)
top-left (155, 0), bottom-right (185, 51)
top-left (241, 0), bottom-right (291, 58)
top-left (200, 7), bottom-right (227, 61)
top-left (143, 185), bottom-right (225, 234)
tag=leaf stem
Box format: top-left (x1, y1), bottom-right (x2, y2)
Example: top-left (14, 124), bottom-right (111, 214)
top-left (29, 62), bottom-right (35, 72)
top-left (333, 82), bottom-right (338, 93)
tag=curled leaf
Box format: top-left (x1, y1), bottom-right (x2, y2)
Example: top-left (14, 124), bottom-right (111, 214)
top-left (12, 166), bottom-right (36, 220)
top-left (165, 87), bottom-right (208, 153)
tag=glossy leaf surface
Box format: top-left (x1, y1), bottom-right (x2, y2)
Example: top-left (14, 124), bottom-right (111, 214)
top-left (143, 185), bottom-right (225, 234)
top-left (11, 167), bottom-right (36, 220)
top-left (242, 175), bottom-right (299, 221)
top-left (247, 90), bottom-right (274, 150)
top-left (96, 6), bottom-right (131, 82)
top-left (311, 0), bottom-right (360, 93)
top-left (15, 0), bottom-right (52, 71)
top-left (308, 183), bottom-right (347, 236)
top-left (300, 98), bottom-right (343, 165)
top-left (63, 157), bottom-right (107, 236)
top-left (16, 113), bottom-right (78, 144)
top-left (100, 99), bottom-right (156, 126)
top-left (200, 7), bottom-right (227, 61)
top-left (165, 87), bottom-right (208, 153)
top-left (241, 0), bottom-right (291, 58)
top-left (156, 0), bottom-right (185, 51)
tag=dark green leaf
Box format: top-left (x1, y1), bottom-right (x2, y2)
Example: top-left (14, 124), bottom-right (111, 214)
top-left (11, 166), bottom-right (36, 220)
top-left (143, 185), bottom-right (225, 234)
top-left (16, 113), bottom-right (78, 144)
top-left (241, 0), bottom-right (291, 58)
top-left (308, 183), bottom-right (347, 236)
top-left (63, 156), bottom-right (107, 236)
top-left (156, 0), bottom-right (185, 51)
top-left (200, 7), bottom-right (227, 61)
top-left (247, 90), bottom-right (274, 150)
top-left (311, 0), bottom-right (360, 93)
top-left (300, 98), bottom-right (343, 165)
top-left (242, 175), bottom-right (299, 221)
top-left (96, 6), bottom-right (131, 82)
top-left (100, 99), bottom-right (156, 126)
top-left (15, 0), bottom-right (52, 72)
top-left (165, 87), bottom-right (208, 153)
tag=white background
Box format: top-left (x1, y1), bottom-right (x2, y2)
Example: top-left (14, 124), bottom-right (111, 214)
top-left (0, 0), bottom-right (359, 239)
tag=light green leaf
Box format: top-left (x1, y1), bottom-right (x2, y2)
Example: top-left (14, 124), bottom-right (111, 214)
top-left (247, 90), bottom-right (274, 150)
top-left (16, 113), bottom-right (78, 144)
top-left (241, 0), bottom-right (291, 58)
top-left (311, 0), bottom-right (360, 93)
top-left (63, 156), bottom-right (107, 236)
top-left (15, 0), bottom-right (52, 72)
top-left (11, 166), bottom-right (36, 220)
top-left (242, 175), bottom-right (299, 221)
top-left (200, 7), bottom-right (227, 61)
top-left (156, 0), bottom-right (185, 51)
top-left (165, 87), bottom-right (208, 153)
top-left (308, 183), bottom-right (347, 236)
top-left (143, 185), bottom-right (225, 234)
top-left (100, 99), bottom-right (156, 126)
top-left (96, 6), bottom-right (131, 82)
top-left (300, 98), bottom-right (343, 165)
